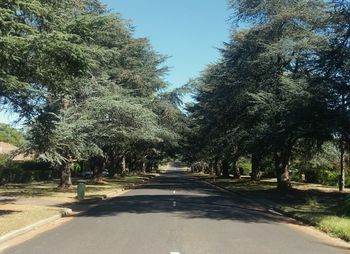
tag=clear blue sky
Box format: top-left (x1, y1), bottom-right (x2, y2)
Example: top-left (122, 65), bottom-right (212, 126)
top-left (102, 0), bottom-right (232, 89)
top-left (0, 0), bottom-right (232, 125)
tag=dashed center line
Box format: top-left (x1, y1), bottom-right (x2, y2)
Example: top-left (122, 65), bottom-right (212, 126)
top-left (173, 201), bottom-right (176, 207)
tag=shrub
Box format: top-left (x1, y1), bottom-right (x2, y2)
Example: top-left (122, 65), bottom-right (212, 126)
top-left (1, 164), bottom-right (23, 183)
top-left (237, 157), bottom-right (251, 175)
top-left (0, 158), bottom-right (55, 183)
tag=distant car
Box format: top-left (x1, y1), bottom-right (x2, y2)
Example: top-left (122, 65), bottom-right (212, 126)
top-left (102, 169), bottom-right (109, 177)
top-left (78, 171), bottom-right (93, 178)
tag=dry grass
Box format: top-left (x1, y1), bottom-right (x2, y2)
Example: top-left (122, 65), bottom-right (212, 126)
top-left (0, 174), bottom-right (158, 200)
top-left (0, 204), bottom-right (62, 236)
top-left (0, 173), bottom-right (158, 237)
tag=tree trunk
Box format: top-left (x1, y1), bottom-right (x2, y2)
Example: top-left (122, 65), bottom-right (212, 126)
top-left (145, 160), bottom-right (153, 172)
top-left (232, 159), bottom-right (240, 179)
top-left (274, 149), bottom-right (291, 191)
top-left (109, 158), bottom-right (118, 178)
top-left (214, 160), bottom-right (220, 176)
top-left (141, 161), bottom-right (146, 174)
top-left (91, 156), bottom-right (106, 182)
top-left (251, 153), bottom-right (262, 181)
top-left (339, 140), bottom-right (346, 192)
top-left (222, 159), bottom-right (230, 178)
top-left (59, 163), bottom-right (72, 189)
top-left (120, 155), bottom-right (128, 176)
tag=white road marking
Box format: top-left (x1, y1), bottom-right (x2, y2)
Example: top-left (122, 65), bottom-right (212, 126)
top-left (173, 201), bottom-right (176, 207)
top-left (170, 252), bottom-right (180, 254)
top-left (173, 190), bottom-right (176, 194)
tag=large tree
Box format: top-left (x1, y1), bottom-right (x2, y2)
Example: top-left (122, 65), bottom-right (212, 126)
top-left (186, 0), bottom-right (337, 190)
top-left (1, 0), bottom-right (184, 189)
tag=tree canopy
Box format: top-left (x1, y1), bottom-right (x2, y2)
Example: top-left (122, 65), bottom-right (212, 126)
top-left (0, 0), bottom-right (185, 188)
top-left (184, 0), bottom-right (350, 191)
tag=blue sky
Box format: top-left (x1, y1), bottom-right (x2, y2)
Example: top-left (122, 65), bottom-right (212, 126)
top-left (0, 0), bottom-right (232, 125)
top-left (103, 0), bottom-right (232, 89)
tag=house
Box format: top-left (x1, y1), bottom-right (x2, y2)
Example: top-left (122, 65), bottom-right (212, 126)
top-left (0, 142), bottom-right (17, 154)
top-left (0, 142), bottom-right (33, 161)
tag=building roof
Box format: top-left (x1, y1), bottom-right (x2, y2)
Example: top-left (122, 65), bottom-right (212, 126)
top-left (0, 142), bottom-right (17, 154)
top-left (0, 142), bottom-right (34, 161)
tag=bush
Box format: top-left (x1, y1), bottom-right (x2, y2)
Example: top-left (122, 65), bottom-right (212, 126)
top-left (20, 161), bottom-right (51, 171)
top-left (1, 164), bottom-right (23, 183)
top-left (0, 158), bottom-right (55, 183)
top-left (237, 157), bottom-right (251, 175)
top-left (303, 167), bottom-right (339, 186)
top-left (291, 142), bottom-right (342, 185)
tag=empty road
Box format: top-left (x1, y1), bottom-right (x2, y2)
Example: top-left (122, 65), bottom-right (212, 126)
top-left (2, 167), bottom-right (349, 254)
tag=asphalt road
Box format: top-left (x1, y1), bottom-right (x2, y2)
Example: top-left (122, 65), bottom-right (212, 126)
top-left (2, 167), bottom-right (349, 254)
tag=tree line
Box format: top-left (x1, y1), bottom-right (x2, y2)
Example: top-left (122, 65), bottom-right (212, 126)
top-left (184, 0), bottom-right (350, 191)
top-left (0, 0), bottom-right (185, 188)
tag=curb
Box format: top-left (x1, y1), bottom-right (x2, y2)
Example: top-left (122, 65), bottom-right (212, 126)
top-left (273, 206), bottom-right (317, 226)
top-left (0, 208), bottom-right (72, 244)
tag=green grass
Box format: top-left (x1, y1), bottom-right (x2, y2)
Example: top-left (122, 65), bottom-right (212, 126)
top-left (280, 200), bottom-right (350, 242)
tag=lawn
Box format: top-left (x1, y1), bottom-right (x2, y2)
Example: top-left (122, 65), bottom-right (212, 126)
top-left (0, 173), bottom-right (158, 237)
top-left (279, 193), bottom-right (350, 241)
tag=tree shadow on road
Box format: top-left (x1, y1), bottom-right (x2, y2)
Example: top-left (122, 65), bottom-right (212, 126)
top-left (73, 172), bottom-right (297, 224)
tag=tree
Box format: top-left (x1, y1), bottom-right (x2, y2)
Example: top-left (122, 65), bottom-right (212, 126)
top-left (2, 0), bottom-right (183, 188)
top-left (0, 124), bottom-right (23, 146)
top-left (317, 0), bottom-right (350, 191)
top-left (186, 0), bottom-right (334, 190)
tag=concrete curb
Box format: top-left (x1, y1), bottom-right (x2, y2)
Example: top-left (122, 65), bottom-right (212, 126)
top-left (0, 208), bottom-right (72, 244)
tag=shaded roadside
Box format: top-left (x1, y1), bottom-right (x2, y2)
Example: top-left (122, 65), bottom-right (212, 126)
top-left (191, 172), bottom-right (350, 242)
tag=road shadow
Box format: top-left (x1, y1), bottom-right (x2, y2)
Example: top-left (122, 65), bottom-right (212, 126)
top-left (0, 209), bottom-right (18, 216)
top-left (73, 170), bottom-right (296, 224)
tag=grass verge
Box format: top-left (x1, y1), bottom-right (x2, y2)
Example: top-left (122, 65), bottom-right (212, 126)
top-left (192, 172), bottom-right (350, 242)
top-left (0, 173), bottom-right (158, 238)
top-left (279, 197), bottom-right (350, 242)
top-left (0, 204), bottom-right (62, 236)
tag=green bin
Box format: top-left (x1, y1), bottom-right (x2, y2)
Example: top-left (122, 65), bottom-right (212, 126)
top-left (77, 180), bottom-right (86, 200)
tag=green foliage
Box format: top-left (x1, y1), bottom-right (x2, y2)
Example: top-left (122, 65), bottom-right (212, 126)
top-left (0, 124), bottom-right (23, 146)
top-left (185, 0), bottom-right (349, 190)
top-left (0, 0), bottom-right (185, 185)
top-left (291, 142), bottom-right (342, 185)
top-left (238, 157), bottom-right (251, 175)
top-left (0, 158), bottom-right (53, 184)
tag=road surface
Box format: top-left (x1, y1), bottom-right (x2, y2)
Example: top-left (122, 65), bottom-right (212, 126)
top-left (2, 167), bottom-right (349, 254)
